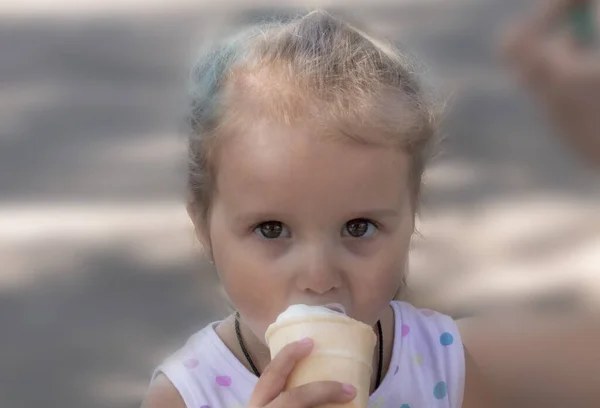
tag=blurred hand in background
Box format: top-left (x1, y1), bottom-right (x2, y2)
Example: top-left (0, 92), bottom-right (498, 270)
top-left (503, 0), bottom-right (600, 167)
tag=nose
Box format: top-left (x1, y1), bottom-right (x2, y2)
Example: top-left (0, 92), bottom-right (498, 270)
top-left (295, 244), bottom-right (342, 295)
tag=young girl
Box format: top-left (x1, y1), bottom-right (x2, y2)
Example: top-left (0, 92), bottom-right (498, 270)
top-left (141, 9), bottom-right (489, 408)
top-left (143, 4), bottom-right (599, 408)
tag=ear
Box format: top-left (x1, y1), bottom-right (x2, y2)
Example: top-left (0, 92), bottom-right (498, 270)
top-left (186, 200), bottom-right (214, 263)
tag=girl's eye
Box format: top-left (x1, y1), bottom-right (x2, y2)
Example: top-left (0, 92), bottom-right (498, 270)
top-left (343, 218), bottom-right (378, 238)
top-left (254, 221), bottom-right (291, 239)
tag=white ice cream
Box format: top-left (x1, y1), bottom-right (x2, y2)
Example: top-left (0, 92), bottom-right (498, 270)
top-left (275, 304), bottom-right (347, 324)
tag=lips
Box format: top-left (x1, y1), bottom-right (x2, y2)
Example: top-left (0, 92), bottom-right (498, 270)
top-left (324, 303), bottom-right (346, 314)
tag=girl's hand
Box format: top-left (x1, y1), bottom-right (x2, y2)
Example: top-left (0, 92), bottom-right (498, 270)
top-left (247, 338), bottom-right (357, 408)
top-left (502, 0), bottom-right (600, 166)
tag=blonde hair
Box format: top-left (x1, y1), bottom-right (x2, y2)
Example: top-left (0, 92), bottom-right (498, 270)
top-left (187, 10), bottom-right (442, 218)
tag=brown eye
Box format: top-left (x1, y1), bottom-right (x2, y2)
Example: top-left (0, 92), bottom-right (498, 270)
top-left (254, 221), bottom-right (289, 239)
top-left (344, 219), bottom-right (377, 238)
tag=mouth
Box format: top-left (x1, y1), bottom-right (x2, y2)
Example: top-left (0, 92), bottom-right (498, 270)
top-left (324, 303), bottom-right (346, 314)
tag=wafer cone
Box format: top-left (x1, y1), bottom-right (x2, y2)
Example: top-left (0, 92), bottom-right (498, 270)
top-left (265, 314), bottom-right (377, 408)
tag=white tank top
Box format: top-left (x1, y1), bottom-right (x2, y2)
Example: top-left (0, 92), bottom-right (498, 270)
top-left (152, 301), bottom-right (465, 408)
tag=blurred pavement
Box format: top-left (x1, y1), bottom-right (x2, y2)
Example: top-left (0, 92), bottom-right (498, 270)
top-left (1, 0), bottom-right (599, 407)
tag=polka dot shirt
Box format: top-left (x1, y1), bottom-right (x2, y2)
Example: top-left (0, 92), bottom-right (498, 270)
top-left (152, 301), bottom-right (465, 408)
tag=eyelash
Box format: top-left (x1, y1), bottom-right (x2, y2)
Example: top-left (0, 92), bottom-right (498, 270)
top-left (343, 218), bottom-right (379, 238)
top-left (251, 219), bottom-right (380, 240)
top-left (252, 221), bottom-right (291, 240)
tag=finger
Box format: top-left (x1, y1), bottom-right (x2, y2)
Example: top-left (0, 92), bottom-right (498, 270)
top-left (506, 30), bottom-right (579, 91)
top-left (532, 34), bottom-right (597, 91)
top-left (504, 36), bottom-right (556, 90)
top-left (272, 381), bottom-right (357, 408)
top-left (502, 0), bottom-right (577, 62)
top-left (527, 0), bottom-right (576, 37)
top-left (247, 338), bottom-right (314, 407)
top-left (536, 36), bottom-right (576, 84)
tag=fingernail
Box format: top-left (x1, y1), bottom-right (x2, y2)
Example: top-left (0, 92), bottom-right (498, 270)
top-left (342, 384), bottom-right (356, 395)
top-left (298, 337), bottom-right (313, 346)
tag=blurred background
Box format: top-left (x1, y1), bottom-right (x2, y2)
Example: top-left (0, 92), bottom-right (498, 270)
top-left (2, 0), bottom-right (600, 407)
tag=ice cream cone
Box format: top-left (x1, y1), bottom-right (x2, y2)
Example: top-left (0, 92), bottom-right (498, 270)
top-left (265, 309), bottom-right (377, 408)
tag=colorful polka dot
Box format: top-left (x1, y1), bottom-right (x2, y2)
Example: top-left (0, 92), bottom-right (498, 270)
top-left (216, 375), bottom-right (232, 387)
top-left (184, 358), bottom-right (199, 369)
top-left (440, 332), bottom-right (454, 346)
top-left (433, 381), bottom-right (447, 399)
top-left (400, 405), bottom-right (411, 408)
top-left (413, 353), bottom-right (423, 366)
top-left (420, 309), bottom-right (435, 317)
top-left (401, 324), bottom-right (411, 337)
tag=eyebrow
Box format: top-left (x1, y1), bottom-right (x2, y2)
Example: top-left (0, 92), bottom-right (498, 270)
top-left (232, 208), bottom-right (400, 226)
top-left (350, 209), bottom-right (399, 219)
top-left (233, 211), bottom-right (290, 226)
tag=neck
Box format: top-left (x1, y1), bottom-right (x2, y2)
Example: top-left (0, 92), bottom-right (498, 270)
top-left (217, 314), bottom-right (272, 374)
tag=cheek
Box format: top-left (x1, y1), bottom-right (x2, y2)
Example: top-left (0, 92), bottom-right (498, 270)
top-left (216, 252), bottom-right (286, 341)
top-left (360, 250), bottom-right (407, 297)
top-left (350, 258), bottom-right (406, 325)
top-left (370, 218), bottom-right (411, 278)
top-left (351, 225), bottom-right (411, 320)
top-left (209, 220), bottom-right (289, 339)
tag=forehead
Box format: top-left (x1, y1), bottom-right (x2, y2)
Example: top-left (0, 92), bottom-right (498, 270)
top-left (213, 121), bottom-right (410, 211)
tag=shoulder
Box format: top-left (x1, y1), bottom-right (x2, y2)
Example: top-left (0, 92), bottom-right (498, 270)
top-left (440, 316), bottom-right (496, 407)
top-left (391, 303), bottom-right (497, 407)
top-left (141, 374), bottom-right (186, 408)
top-left (143, 323), bottom-right (222, 408)
top-left (393, 301), bottom-right (462, 347)
top-left (391, 302), bottom-right (466, 407)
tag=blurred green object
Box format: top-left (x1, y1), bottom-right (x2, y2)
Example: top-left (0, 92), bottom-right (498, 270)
top-left (569, 1), bottom-right (596, 45)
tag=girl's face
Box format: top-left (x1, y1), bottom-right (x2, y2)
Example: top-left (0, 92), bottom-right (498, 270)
top-left (197, 121), bottom-right (414, 343)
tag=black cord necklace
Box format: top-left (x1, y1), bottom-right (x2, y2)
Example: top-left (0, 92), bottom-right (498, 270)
top-left (234, 311), bottom-right (384, 389)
